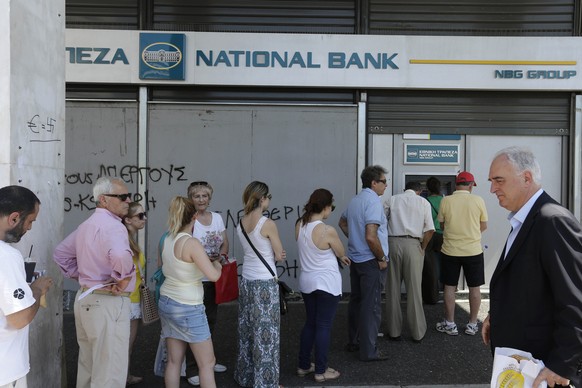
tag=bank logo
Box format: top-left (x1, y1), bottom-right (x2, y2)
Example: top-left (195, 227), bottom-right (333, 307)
top-left (139, 33), bottom-right (185, 80)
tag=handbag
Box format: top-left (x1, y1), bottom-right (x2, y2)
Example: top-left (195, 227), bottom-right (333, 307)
top-left (240, 221), bottom-right (293, 315)
top-left (152, 232), bottom-right (169, 305)
top-left (278, 279), bottom-right (292, 315)
top-left (152, 267), bottom-right (165, 305)
top-left (215, 258), bottom-right (239, 304)
top-left (138, 262), bottom-right (160, 325)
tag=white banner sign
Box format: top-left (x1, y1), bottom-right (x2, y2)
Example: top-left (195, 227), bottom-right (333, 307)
top-left (65, 29), bottom-right (582, 91)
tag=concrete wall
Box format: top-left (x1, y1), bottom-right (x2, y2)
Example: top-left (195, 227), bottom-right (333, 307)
top-left (1, 0), bottom-right (65, 386)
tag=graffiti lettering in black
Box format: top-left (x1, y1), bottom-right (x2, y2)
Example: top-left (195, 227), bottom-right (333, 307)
top-left (64, 192), bottom-right (158, 212)
top-left (223, 206), bottom-right (301, 229)
top-left (26, 114), bottom-right (60, 143)
top-left (132, 191), bottom-right (158, 210)
top-left (234, 260), bottom-right (298, 280)
top-left (277, 260), bottom-right (299, 279)
top-left (65, 173), bottom-right (93, 185)
top-left (64, 194), bottom-right (95, 212)
top-left (66, 165), bottom-right (187, 186)
top-left (94, 164), bottom-right (186, 185)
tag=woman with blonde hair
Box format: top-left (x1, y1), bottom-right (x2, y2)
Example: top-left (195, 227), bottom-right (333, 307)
top-left (295, 189), bottom-right (349, 383)
top-left (235, 181), bottom-right (286, 388)
top-left (158, 196), bottom-right (222, 388)
top-left (122, 202), bottom-right (148, 385)
top-left (184, 181), bottom-right (229, 385)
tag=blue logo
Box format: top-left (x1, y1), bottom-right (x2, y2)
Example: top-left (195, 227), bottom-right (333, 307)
top-left (140, 33), bottom-right (185, 80)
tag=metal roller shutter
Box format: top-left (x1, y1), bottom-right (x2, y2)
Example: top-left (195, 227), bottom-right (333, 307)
top-left (151, 0), bottom-right (356, 33)
top-left (367, 90), bottom-right (571, 135)
top-left (66, 0), bottom-right (140, 29)
top-left (367, 0), bottom-right (576, 36)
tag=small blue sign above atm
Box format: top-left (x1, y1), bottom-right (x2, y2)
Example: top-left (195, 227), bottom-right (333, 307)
top-left (140, 33), bottom-right (186, 80)
top-left (405, 144), bottom-right (460, 165)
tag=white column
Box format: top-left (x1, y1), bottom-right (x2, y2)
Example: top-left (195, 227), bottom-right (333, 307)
top-left (0, 0), bottom-right (65, 386)
top-left (574, 95), bottom-right (582, 221)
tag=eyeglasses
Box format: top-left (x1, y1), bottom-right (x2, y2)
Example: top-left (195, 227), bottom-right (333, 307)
top-left (331, 204), bottom-right (336, 212)
top-left (266, 193), bottom-right (272, 200)
top-left (104, 193), bottom-right (132, 201)
top-left (132, 212), bottom-right (147, 220)
top-left (190, 181), bottom-right (209, 187)
top-left (376, 179), bottom-right (387, 184)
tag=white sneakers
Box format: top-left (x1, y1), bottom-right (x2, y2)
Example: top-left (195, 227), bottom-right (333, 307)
top-left (465, 322), bottom-right (479, 336)
top-left (436, 320), bottom-right (459, 336)
top-left (187, 376), bottom-right (200, 386)
top-left (436, 320), bottom-right (480, 336)
top-left (187, 363), bottom-right (227, 386)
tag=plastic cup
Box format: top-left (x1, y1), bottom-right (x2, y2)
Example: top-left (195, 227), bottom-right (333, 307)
top-left (24, 261), bottom-right (36, 283)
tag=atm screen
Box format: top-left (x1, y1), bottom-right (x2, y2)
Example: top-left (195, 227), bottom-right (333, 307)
top-left (404, 175), bottom-right (457, 197)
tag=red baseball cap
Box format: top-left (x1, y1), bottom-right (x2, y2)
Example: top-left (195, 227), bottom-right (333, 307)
top-left (456, 171), bottom-right (476, 186)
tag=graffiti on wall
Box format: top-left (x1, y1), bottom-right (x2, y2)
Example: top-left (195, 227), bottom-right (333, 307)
top-left (26, 114), bottom-right (61, 143)
top-left (64, 163), bottom-right (305, 280)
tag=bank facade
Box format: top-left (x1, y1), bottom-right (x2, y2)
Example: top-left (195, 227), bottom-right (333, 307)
top-left (63, 1), bottom-right (582, 291)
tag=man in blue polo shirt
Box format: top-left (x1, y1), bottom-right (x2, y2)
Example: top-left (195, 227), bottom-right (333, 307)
top-left (339, 165), bottom-right (389, 361)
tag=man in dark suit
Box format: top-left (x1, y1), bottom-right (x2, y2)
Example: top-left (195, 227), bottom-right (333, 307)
top-left (483, 146), bottom-right (582, 387)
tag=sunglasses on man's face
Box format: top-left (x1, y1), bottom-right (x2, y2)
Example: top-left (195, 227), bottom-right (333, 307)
top-left (132, 212), bottom-right (147, 220)
top-left (103, 193), bottom-right (132, 201)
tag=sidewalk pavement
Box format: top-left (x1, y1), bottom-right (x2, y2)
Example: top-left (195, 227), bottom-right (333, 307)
top-left (63, 293), bottom-right (492, 387)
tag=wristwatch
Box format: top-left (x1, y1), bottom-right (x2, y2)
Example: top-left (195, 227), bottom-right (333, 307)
top-left (377, 255), bottom-right (387, 263)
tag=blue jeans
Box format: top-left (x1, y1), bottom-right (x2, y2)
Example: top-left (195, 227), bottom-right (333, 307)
top-left (298, 290), bottom-right (340, 374)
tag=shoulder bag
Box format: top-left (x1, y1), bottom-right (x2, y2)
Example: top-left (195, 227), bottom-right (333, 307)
top-left (240, 221), bottom-right (292, 315)
top-left (152, 231), bottom-right (168, 305)
top-left (138, 260), bottom-right (160, 325)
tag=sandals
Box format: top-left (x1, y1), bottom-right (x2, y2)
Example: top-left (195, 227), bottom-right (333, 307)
top-left (314, 367), bottom-right (340, 383)
top-left (296, 362), bottom-right (315, 376)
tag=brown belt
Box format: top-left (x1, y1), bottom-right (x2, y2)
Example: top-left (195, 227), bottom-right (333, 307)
top-left (80, 287), bottom-right (131, 297)
top-left (391, 235), bottom-right (421, 241)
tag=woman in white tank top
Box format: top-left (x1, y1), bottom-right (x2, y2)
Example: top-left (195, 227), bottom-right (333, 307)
top-left (234, 181), bottom-right (286, 388)
top-left (295, 189), bottom-right (350, 383)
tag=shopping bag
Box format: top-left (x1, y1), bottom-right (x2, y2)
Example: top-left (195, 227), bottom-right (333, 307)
top-left (154, 336), bottom-right (186, 377)
top-left (215, 259), bottom-right (239, 304)
top-left (490, 347), bottom-right (546, 388)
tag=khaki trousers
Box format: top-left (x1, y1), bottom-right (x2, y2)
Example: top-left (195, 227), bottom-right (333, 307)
top-left (385, 237), bottom-right (427, 341)
top-left (0, 376), bottom-right (27, 388)
top-left (74, 290), bottom-right (130, 388)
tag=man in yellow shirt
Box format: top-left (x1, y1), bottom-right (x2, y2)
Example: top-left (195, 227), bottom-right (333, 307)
top-left (436, 172), bottom-right (488, 336)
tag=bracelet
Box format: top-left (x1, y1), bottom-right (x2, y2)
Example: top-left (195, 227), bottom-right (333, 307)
top-left (220, 253), bottom-right (228, 262)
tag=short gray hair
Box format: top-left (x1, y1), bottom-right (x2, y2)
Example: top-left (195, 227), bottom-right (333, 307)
top-left (494, 146), bottom-right (542, 184)
top-left (93, 176), bottom-right (123, 204)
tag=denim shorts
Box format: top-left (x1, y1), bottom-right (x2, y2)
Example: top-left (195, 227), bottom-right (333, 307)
top-left (158, 295), bottom-right (211, 343)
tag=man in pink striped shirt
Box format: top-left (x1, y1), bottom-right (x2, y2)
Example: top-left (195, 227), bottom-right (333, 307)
top-left (54, 176), bottom-right (136, 388)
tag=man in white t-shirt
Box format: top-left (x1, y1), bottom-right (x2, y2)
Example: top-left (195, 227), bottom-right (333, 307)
top-left (0, 185), bottom-right (53, 388)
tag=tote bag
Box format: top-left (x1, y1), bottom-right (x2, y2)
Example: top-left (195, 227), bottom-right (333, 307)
top-left (215, 259), bottom-right (239, 304)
